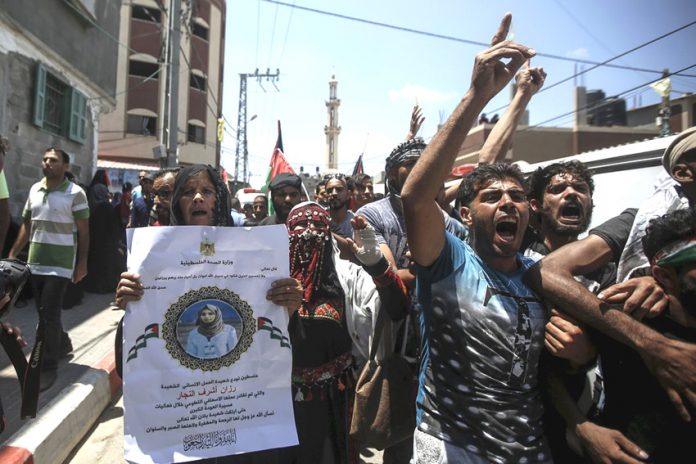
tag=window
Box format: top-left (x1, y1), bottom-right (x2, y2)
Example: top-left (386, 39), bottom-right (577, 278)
top-left (33, 63), bottom-right (87, 143)
top-left (191, 23), bottom-right (209, 41)
top-left (129, 60), bottom-right (160, 79)
top-left (190, 73), bottom-right (206, 91)
top-left (43, 73), bottom-right (67, 135)
top-left (132, 5), bottom-right (161, 23)
top-left (188, 124), bottom-right (205, 144)
top-left (127, 115), bottom-right (157, 136)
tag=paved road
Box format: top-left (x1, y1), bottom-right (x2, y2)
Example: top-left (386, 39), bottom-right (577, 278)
top-left (0, 291), bottom-right (120, 441)
top-left (67, 393), bottom-right (385, 463)
top-left (66, 394), bottom-right (124, 464)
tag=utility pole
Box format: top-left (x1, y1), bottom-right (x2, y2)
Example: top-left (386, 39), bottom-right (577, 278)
top-left (233, 68), bottom-right (279, 192)
top-left (164, 0), bottom-right (182, 167)
top-left (657, 68), bottom-right (672, 137)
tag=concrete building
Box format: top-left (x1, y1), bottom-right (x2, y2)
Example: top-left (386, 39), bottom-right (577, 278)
top-left (453, 122), bottom-right (660, 168)
top-left (626, 92), bottom-right (696, 133)
top-left (98, 0), bottom-right (226, 189)
top-left (453, 84), bottom-right (663, 171)
top-left (0, 0), bottom-right (120, 216)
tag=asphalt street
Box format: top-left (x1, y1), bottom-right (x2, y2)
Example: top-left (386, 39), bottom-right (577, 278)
top-left (0, 291), bottom-right (120, 445)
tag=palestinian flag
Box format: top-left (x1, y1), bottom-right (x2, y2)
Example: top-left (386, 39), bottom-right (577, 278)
top-left (262, 121), bottom-right (295, 215)
top-left (127, 323), bottom-right (159, 362)
top-left (257, 317), bottom-right (291, 349)
top-left (352, 154), bottom-right (364, 176)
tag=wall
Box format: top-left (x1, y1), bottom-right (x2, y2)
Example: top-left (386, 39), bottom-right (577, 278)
top-left (0, 0), bottom-right (120, 96)
top-left (0, 52), bottom-right (95, 216)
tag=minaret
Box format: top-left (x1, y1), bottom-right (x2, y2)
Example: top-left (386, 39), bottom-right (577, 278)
top-left (324, 74), bottom-right (341, 170)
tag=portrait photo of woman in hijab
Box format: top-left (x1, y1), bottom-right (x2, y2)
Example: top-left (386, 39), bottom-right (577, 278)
top-left (180, 302), bottom-right (240, 359)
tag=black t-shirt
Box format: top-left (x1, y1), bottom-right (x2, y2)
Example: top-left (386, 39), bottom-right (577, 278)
top-left (589, 208), bottom-right (638, 265)
top-left (594, 314), bottom-right (696, 462)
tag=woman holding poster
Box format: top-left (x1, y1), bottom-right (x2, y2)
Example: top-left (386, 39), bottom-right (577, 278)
top-left (116, 165), bottom-right (303, 463)
top-left (116, 165), bottom-right (303, 313)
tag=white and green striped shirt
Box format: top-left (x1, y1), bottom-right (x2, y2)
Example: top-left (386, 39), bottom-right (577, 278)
top-left (22, 178), bottom-right (89, 278)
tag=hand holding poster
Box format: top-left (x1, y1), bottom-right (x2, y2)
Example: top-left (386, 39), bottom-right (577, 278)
top-left (123, 225), bottom-right (298, 463)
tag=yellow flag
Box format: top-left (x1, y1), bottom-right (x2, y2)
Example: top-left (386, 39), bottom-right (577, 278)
top-left (217, 118), bottom-right (224, 142)
top-left (649, 77), bottom-right (671, 98)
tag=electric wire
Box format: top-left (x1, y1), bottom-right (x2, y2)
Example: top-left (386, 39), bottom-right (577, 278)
top-left (518, 62), bottom-right (696, 132)
top-left (259, 0), bottom-right (696, 78)
top-left (483, 18), bottom-right (696, 115)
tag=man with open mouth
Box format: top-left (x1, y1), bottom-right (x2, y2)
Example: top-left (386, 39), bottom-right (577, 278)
top-left (400, 13), bottom-right (550, 462)
top-left (525, 161), bottom-right (619, 462)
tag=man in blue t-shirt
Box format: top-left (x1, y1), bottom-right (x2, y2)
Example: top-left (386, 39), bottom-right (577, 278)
top-left (401, 18), bottom-right (547, 461)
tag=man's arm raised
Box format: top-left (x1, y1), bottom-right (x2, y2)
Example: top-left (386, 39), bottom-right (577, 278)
top-left (477, 64), bottom-right (546, 165)
top-left (401, 13), bottom-right (534, 267)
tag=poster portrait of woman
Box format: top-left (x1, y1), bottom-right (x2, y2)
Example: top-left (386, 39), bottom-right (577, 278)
top-left (177, 301), bottom-right (242, 359)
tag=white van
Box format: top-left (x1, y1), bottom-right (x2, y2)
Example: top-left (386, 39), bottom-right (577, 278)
top-left (235, 188), bottom-right (265, 207)
top-left (516, 134), bottom-right (676, 229)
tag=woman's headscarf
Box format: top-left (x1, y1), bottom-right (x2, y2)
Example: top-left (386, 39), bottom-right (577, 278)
top-left (287, 201), bottom-right (343, 304)
top-left (170, 165), bottom-right (232, 226)
top-left (89, 169), bottom-right (110, 189)
top-left (88, 183), bottom-right (110, 209)
top-left (196, 304), bottom-right (225, 339)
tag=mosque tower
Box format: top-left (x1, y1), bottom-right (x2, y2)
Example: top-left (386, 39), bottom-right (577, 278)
top-left (324, 74), bottom-right (341, 170)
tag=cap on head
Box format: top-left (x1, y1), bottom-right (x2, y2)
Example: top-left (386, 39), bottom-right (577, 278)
top-left (662, 126), bottom-right (696, 179)
top-left (269, 173), bottom-right (302, 192)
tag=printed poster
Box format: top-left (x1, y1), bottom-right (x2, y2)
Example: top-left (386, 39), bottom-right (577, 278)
top-left (123, 225), bottom-right (298, 463)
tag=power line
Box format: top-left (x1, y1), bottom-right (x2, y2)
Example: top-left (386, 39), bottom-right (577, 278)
top-left (277, 0), bottom-right (296, 65)
top-left (259, 0), bottom-right (696, 78)
top-left (484, 17), bottom-right (696, 115)
top-left (89, 67), bottom-right (161, 101)
top-left (255, 0), bottom-right (262, 68)
top-left (267, 0), bottom-right (280, 66)
top-left (519, 62), bottom-right (696, 131)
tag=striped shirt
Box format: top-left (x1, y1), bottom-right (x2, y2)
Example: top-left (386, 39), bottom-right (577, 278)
top-left (22, 178), bottom-right (89, 278)
top-left (0, 171), bottom-right (8, 200)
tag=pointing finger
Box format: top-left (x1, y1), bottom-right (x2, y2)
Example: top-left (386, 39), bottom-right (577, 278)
top-left (491, 12), bottom-right (512, 46)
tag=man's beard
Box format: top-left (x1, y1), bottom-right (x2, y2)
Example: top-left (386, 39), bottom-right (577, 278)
top-left (679, 275), bottom-right (696, 316)
top-left (542, 203), bottom-right (592, 237)
top-left (273, 200), bottom-right (292, 220)
top-left (328, 198), bottom-right (346, 211)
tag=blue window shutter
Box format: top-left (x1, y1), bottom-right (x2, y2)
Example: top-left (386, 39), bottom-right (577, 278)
top-left (33, 63), bottom-right (46, 127)
top-left (68, 88), bottom-right (87, 143)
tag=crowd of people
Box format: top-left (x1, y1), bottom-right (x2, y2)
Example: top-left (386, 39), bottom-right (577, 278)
top-left (1, 12), bottom-right (695, 464)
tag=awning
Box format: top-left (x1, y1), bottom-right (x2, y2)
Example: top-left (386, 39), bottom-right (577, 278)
top-left (97, 159), bottom-right (159, 171)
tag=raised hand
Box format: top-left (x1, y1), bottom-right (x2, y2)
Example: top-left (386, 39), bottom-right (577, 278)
top-left (490, 12), bottom-right (512, 46)
top-left (407, 105), bottom-right (425, 140)
top-left (516, 64), bottom-right (546, 98)
top-left (470, 14), bottom-right (535, 103)
top-left (350, 215), bottom-right (383, 266)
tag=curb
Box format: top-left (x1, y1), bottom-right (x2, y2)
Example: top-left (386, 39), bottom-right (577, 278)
top-left (0, 351), bottom-right (121, 464)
